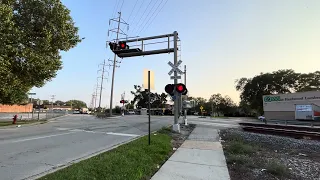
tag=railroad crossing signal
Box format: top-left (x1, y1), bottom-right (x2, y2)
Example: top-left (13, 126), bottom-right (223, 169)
top-left (119, 41), bottom-right (129, 50)
top-left (120, 100), bottom-right (128, 104)
top-left (108, 41), bottom-right (141, 57)
top-left (168, 60), bottom-right (183, 76)
top-left (165, 83), bottom-right (188, 96)
top-left (165, 84), bottom-right (175, 96)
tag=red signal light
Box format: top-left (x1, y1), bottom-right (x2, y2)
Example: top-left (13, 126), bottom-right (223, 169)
top-left (175, 83), bottom-right (186, 94)
top-left (118, 41), bottom-right (127, 50)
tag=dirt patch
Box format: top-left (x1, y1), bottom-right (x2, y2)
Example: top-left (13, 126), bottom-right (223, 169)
top-left (220, 128), bottom-right (320, 180)
top-left (157, 124), bottom-right (196, 158)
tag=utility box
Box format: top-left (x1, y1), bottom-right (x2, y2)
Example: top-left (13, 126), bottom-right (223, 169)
top-left (182, 100), bottom-right (192, 109)
top-left (295, 104), bottom-right (320, 120)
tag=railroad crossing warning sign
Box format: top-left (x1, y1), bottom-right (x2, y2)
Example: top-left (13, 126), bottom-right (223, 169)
top-left (200, 106), bottom-right (203, 111)
top-left (168, 60), bottom-right (183, 76)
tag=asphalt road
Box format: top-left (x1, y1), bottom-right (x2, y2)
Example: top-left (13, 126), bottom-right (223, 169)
top-left (0, 114), bottom-right (173, 180)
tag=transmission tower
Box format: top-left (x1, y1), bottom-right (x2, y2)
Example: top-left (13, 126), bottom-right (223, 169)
top-left (107, 12), bottom-right (129, 116)
top-left (97, 59), bottom-right (109, 111)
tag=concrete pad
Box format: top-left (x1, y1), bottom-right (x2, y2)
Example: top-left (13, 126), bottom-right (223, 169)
top-left (181, 140), bottom-right (222, 150)
top-left (170, 147), bottom-right (228, 167)
top-left (188, 127), bottom-right (219, 142)
top-left (151, 160), bottom-right (230, 180)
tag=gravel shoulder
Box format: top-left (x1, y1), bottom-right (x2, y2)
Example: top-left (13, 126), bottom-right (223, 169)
top-left (220, 128), bottom-right (320, 180)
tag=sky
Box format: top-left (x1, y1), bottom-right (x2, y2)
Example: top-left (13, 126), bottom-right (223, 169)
top-left (31, 0), bottom-right (320, 108)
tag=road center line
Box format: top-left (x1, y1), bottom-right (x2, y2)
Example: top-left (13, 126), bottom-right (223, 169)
top-left (10, 132), bottom-right (78, 143)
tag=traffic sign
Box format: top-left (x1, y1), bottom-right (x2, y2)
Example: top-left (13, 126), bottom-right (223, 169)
top-left (168, 60), bottom-right (183, 75)
top-left (28, 93), bottom-right (36, 95)
top-left (200, 106), bottom-right (203, 110)
top-left (170, 75), bottom-right (181, 80)
top-left (37, 100), bottom-right (43, 105)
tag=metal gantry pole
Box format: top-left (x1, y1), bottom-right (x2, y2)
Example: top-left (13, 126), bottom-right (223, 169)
top-left (173, 31), bottom-right (180, 132)
top-left (109, 12), bottom-right (122, 116)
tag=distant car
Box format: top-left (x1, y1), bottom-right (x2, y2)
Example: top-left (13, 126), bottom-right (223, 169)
top-left (258, 116), bottom-right (265, 121)
top-left (128, 111), bottom-right (135, 115)
top-left (73, 110), bottom-right (80, 114)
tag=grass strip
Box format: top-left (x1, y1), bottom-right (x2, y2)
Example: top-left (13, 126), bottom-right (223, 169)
top-left (0, 120), bottom-right (47, 127)
top-left (38, 132), bottom-right (172, 180)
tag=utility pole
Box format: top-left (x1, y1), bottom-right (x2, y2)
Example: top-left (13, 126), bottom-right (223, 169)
top-left (183, 65), bottom-right (187, 124)
top-left (51, 95), bottom-right (55, 118)
top-left (107, 12), bottom-right (128, 116)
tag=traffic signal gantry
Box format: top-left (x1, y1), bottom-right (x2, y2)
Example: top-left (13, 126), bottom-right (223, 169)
top-left (107, 31), bottom-right (182, 132)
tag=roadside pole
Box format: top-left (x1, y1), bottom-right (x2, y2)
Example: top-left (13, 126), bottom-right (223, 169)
top-left (148, 71), bottom-right (151, 145)
top-left (173, 31), bottom-right (180, 132)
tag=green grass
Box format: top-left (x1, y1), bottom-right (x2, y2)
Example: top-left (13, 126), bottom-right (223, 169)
top-left (0, 120), bottom-right (47, 127)
top-left (38, 132), bottom-right (172, 180)
top-left (266, 160), bottom-right (289, 177)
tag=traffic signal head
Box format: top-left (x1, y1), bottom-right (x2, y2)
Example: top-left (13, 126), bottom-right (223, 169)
top-left (165, 84), bottom-right (174, 96)
top-left (176, 83), bottom-right (187, 94)
top-left (119, 41), bottom-right (129, 50)
top-left (109, 42), bottom-right (117, 51)
top-left (120, 100), bottom-right (124, 104)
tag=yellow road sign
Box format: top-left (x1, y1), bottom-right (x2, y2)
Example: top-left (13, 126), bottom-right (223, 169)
top-left (200, 106), bottom-right (203, 110)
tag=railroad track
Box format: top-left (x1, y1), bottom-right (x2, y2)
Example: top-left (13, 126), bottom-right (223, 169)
top-left (239, 122), bottom-right (320, 140)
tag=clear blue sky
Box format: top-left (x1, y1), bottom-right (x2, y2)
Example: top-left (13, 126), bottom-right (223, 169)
top-left (31, 0), bottom-right (320, 107)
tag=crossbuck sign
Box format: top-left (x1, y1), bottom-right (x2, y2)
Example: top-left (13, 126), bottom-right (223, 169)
top-left (168, 60), bottom-right (183, 76)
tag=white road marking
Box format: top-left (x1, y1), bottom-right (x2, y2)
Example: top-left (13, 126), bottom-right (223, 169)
top-left (10, 132), bottom-right (77, 143)
top-left (57, 128), bottom-right (140, 137)
top-left (106, 132), bottom-right (139, 137)
top-left (56, 128), bottom-right (72, 131)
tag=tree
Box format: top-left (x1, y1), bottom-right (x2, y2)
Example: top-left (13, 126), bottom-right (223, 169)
top-left (235, 69), bottom-right (320, 114)
top-left (55, 100), bottom-right (65, 106)
top-left (0, 0), bottom-right (82, 104)
top-left (131, 85), bottom-right (168, 109)
top-left (42, 100), bottom-right (50, 105)
top-left (65, 100), bottom-right (87, 109)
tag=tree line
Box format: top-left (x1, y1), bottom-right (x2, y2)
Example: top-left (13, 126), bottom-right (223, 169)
top-left (32, 99), bottom-right (87, 109)
top-left (128, 69), bottom-right (320, 117)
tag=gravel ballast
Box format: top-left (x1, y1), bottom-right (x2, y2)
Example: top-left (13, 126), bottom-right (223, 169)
top-left (220, 128), bottom-right (320, 180)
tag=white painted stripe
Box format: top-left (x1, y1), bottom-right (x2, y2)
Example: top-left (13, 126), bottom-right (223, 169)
top-left (56, 128), bottom-right (72, 131)
top-left (11, 132), bottom-right (77, 143)
top-left (106, 132), bottom-right (139, 137)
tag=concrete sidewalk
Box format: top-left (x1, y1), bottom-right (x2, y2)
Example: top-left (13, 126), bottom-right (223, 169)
top-left (151, 125), bottom-right (230, 180)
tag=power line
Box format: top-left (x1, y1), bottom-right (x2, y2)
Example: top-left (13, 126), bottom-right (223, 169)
top-left (130, 0), bottom-right (154, 34)
top-left (128, 0), bottom-right (146, 27)
top-left (138, 0), bottom-right (169, 36)
top-left (119, 0), bottom-right (125, 11)
top-left (127, 0), bottom-right (139, 23)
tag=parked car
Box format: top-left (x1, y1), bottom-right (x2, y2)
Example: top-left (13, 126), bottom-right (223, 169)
top-left (128, 111), bottom-right (135, 115)
top-left (258, 116), bottom-right (265, 121)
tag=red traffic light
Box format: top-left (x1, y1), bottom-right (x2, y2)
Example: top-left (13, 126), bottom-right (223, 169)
top-left (119, 41), bottom-right (127, 50)
top-left (165, 84), bottom-right (174, 96)
top-left (176, 83), bottom-right (187, 94)
top-left (120, 100), bottom-right (124, 104)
